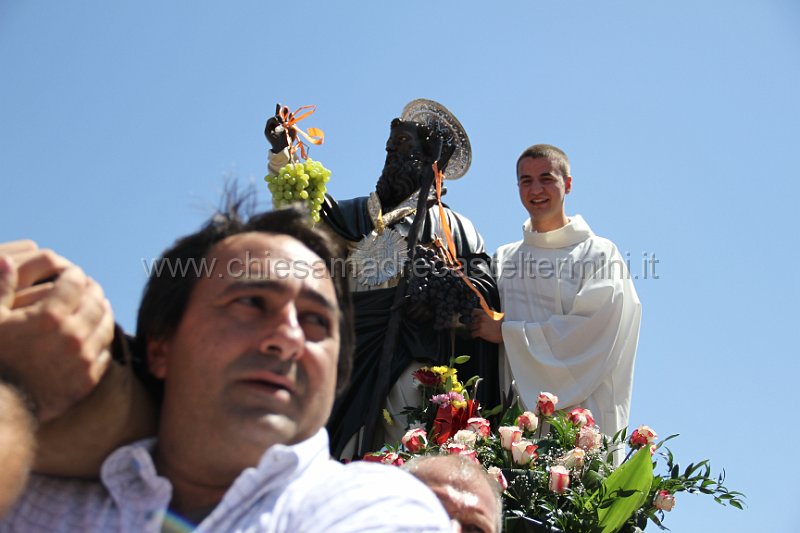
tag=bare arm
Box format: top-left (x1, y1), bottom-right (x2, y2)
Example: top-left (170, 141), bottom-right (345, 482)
top-left (0, 382), bottom-right (35, 518)
top-left (0, 242), bottom-right (157, 478)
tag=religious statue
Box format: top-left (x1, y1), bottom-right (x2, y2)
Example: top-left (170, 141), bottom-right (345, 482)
top-left (265, 100), bottom-right (501, 458)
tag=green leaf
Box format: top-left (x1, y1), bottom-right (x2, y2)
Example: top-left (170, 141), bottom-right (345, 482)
top-left (452, 355), bottom-right (471, 365)
top-left (595, 447), bottom-right (654, 533)
top-left (482, 403), bottom-right (503, 418)
top-left (500, 397), bottom-right (523, 426)
top-left (464, 375), bottom-right (479, 389)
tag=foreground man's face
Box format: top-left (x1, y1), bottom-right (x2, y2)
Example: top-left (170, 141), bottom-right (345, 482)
top-left (151, 232), bottom-right (340, 467)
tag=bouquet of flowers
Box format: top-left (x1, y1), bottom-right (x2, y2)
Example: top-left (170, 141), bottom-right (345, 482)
top-left (364, 357), bottom-right (743, 533)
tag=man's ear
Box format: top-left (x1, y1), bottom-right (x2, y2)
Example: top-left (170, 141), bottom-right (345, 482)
top-left (565, 176), bottom-right (573, 194)
top-left (146, 338), bottom-right (169, 379)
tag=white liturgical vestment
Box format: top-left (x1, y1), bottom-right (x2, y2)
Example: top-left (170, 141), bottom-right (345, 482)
top-left (496, 215), bottom-right (641, 439)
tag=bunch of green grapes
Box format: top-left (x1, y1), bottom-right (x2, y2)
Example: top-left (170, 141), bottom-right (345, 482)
top-left (265, 159), bottom-right (331, 223)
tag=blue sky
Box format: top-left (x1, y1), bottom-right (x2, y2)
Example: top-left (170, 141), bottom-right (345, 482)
top-left (2, 1), bottom-right (798, 531)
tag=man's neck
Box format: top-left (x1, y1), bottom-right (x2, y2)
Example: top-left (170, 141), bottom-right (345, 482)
top-left (531, 214), bottom-right (569, 233)
top-left (154, 445), bottom-right (234, 523)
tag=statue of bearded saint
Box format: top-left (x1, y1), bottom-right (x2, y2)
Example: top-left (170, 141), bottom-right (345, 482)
top-left (265, 109), bottom-right (500, 459)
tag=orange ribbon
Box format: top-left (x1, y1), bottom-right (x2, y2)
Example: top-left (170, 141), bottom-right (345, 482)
top-left (432, 162), bottom-right (503, 321)
top-left (278, 105), bottom-right (325, 160)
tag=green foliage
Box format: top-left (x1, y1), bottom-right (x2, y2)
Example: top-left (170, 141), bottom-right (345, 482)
top-left (595, 447), bottom-right (654, 533)
top-left (379, 364), bottom-right (746, 533)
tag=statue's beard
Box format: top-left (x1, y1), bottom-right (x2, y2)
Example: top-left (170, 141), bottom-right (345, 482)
top-left (375, 152), bottom-right (427, 209)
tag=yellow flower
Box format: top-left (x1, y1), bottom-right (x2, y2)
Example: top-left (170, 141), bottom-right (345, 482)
top-left (452, 400), bottom-right (467, 410)
top-left (430, 366), bottom-right (450, 376)
top-left (450, 380), bottom-right (464, 393)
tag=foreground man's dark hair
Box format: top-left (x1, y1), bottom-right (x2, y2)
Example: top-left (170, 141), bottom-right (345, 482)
top-left (133, 195), bottom-right (353, 398)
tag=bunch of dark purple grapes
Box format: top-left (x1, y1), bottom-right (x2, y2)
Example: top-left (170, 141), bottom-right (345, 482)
top-left (406, 244), bottom-right (480, 330)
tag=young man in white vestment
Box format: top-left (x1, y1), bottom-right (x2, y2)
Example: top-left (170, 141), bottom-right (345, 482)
top-left (0, 205), bottom-right (454, 532)
top-left (470, 144), bottom-right (641, 441)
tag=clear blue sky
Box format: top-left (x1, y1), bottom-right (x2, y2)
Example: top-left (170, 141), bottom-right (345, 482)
top-left (2, 1), bottom-right (798, 531)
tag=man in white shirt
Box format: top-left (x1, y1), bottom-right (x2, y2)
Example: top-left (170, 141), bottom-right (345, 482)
top-left (0, 205), bottom-right (452, 532)
top-left (471, 145), bottom-right (641, 440)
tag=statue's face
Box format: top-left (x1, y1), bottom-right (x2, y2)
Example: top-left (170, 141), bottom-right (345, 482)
top-left (375, 120), bottom-right (428, 209)
top-left (385, 120), bottom-right (424, 157)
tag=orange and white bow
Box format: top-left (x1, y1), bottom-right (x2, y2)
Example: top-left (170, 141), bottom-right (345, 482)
top-left (278, 104), bottom-right (324, 160)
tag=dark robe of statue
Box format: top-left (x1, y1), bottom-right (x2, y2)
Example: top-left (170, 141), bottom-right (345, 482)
top-left (318, 119), bottom-right (501, 458)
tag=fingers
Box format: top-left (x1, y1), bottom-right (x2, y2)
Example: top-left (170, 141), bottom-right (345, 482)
top-left (12, 249), bottom-right (71, 289)
top-left (39, 266), bottom-right (88, 320)
top-left (0, 256), bottom-right (18, 309)
top-left (11, 283), bottom-right (53, 309)
top-left (0, 240), bottom-right (38, 256)
top-left (66, 278), bottom-right (111, 342)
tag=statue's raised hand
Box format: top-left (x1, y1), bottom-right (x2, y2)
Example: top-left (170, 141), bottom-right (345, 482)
top-left (264, 103), bottom-right (296, 153)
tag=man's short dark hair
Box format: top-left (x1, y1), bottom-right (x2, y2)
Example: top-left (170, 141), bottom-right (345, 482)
top-left (516, 144), bottom-right (571, 181)
top-left (133, 192), bottom-right (354, 399)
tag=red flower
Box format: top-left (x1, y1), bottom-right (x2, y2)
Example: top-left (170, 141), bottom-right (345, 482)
top-left (412, 368), bottom-right (440, 387)
top-left (654, 490), bottom-right (676, 511)
top-left (567, 408), bottom-right (595, 428)
top-left (363, 451), bottom-right (405, 466)
top-left (511, 440), bottom-right (539, 466)
top-left (629, 425), bottom-right (658, 449)
top-left (445, 442), bottom-right (478, 462)
top-left (516, 411), bottom-right (539, 433)
top-left (535, 392), bottom-right (558, 416)
top-left (467, 417), bottom-right (491, 438)
top-left (488, 466), bottom-right (508, 491)
top-left (431, 399), bottom-right (478, 445)
top-left (401, 428), bottom-right (428, 453)
top-left (549, 465), bottom-right (570, 493)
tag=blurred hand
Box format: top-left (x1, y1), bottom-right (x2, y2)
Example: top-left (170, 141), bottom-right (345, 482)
top-left (469, 309), bottom-right (503, 344)
top-left (0, 243), bottom-right (114, 422)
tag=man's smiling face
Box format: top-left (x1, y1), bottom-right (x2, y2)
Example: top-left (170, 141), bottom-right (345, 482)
top-left (148, 232), bottom-right (340, 472)
top-left (517, 156), bottom-right (571, 233)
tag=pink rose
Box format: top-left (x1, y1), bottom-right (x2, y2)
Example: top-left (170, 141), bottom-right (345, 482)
top-left (653, 490), bottom-right (676, 512)
top-left (629, 425), bottom-right (658, 449)
top-left (516, 411), bottom-right (539, 433)
top-left (536, 392), bottom-right (558, 416)
top-left (401, 428), bottom-right (428, 453)
top-left (487, 466), bottom-right (508, 491)
top-left (567, 408), bottom-right (595, 428)
top-left (498, 426), bottom-right (523, 450)
top-left (548, 465), bottom-right (570, 493)
top-left (445, 442), bottom-right (478, 462)
top-left (511, 440), bottom-right (539, 466)
top-left (558, 448), bottom-right (586, 469)
top-left (467, 417), bottom-right (491, 438)
top-left (576, 426), bottom-right (603, 452)
top-left (363, 451), bottom-right (405, 466)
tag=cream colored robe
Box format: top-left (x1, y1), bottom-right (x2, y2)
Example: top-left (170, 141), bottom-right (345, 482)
top-left (496, 215), bottom-right (641, 439)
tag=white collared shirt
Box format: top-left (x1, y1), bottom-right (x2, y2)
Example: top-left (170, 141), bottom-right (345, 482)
top-left (1, 430), bottom-right (452, 532)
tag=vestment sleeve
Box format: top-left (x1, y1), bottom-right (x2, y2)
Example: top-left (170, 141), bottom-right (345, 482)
top-left (501, 247), bottom-right (641, 411)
